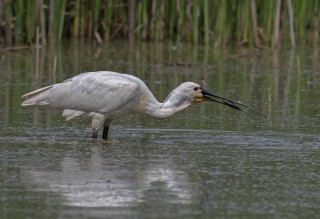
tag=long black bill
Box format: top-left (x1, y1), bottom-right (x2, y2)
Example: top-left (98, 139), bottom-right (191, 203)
top-left (200, 88), bottom-right (266, 119)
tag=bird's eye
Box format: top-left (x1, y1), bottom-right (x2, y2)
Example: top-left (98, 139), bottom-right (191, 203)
top-left (194, 87), bottom-right (199, 91)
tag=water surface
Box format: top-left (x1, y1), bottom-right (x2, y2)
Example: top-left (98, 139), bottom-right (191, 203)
top-left (0, 42), bottom-right (319, 218)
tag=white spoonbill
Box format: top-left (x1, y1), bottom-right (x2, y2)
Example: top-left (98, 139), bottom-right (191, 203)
top-left (21, 71), bottom-right (264, 140)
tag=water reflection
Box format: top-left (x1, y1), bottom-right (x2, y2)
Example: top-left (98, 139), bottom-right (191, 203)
top-left (21, 143), bottom-right (196, 208)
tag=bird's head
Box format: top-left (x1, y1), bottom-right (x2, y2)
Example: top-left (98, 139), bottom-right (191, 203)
top-left (176, 82), bottom-right (266, 118)
top-left (186, 82), bottom-right (238, 107)
top-left (173, 82), bottom-right (223, 105)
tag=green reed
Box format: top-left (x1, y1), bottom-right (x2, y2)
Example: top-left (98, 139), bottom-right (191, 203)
top-left (1, 0), bottom-right (320, 48)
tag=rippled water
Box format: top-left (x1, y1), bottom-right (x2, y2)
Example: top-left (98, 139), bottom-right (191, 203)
top-left (0, 42), bottom-right (319, 218)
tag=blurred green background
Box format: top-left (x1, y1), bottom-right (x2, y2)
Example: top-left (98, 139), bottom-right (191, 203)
top-left (0, 0), bottom-right (318, 48)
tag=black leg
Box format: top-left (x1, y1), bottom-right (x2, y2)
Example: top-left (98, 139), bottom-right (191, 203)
top-left (102, 126), bottom-right (109, 140)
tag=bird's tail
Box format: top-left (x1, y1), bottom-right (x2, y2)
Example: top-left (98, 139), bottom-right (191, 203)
top-left (21, 85), bottom-right (54, 106)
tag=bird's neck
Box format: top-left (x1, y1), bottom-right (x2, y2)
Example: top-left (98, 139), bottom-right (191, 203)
top-left (137, 91), bottom-right (192, 119)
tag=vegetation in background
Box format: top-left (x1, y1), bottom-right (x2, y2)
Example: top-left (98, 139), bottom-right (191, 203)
top-left (0, 0), bottom-right (319, 48)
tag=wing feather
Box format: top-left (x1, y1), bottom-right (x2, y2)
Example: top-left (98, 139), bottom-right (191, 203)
top-left (47, 71), bottom-right (141, 114)
top-left (62, 109), bottom-right (88, 121)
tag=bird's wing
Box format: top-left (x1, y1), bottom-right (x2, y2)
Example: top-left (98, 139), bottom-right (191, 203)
top-left (62, 109), bottom-right (88, 121)
top-left (48, 72), bottom-right (140, 114)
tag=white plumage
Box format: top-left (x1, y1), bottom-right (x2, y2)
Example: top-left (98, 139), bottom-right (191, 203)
top-left (22, 71), bottom-right (264, 140)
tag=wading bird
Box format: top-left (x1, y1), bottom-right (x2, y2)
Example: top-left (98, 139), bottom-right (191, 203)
top-left (22, 71), bottom-right (264, 140)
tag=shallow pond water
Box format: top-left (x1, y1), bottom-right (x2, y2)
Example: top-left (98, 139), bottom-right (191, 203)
top-left (0, 42), bottom-right (320, 218)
